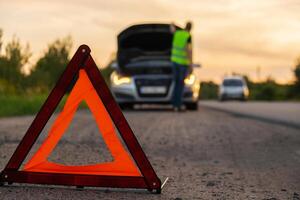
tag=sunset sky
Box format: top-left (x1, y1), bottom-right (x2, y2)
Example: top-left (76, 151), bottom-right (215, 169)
top-left (1, 0), bottom-right (300, 83)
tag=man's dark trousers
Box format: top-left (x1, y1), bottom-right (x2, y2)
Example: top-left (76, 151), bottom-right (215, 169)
top-left (172, 63), bottom-right (188, 109)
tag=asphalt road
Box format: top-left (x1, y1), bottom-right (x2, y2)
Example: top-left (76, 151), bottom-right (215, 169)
top-left (200, 101), bottom-right (300, 129)
top-left (0, 102), bottom-right (299, 199)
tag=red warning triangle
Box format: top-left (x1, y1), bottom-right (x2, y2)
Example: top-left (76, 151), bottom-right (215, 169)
top-left (0, 45), bottom-right (162, 193)
top-left (24, 69), bottom-right (140, 176)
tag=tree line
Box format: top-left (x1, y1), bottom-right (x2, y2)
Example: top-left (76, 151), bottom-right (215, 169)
top-left (200, 64), bottom-right (300, 101)
top-left (0, 28), bottom-right (300, 100)
top-left (0, 29), bottom-right (72, 95)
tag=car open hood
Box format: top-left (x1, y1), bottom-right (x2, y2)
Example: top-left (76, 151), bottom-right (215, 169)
top-left (117, 23), bottom-right (181, 74)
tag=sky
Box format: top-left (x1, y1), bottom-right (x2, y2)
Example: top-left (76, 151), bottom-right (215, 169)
top-left (1, 0), bottom-right (300, 83)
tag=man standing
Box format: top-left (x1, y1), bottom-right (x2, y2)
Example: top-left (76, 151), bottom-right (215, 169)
top-left (170, 22), bottom-right (193, 111)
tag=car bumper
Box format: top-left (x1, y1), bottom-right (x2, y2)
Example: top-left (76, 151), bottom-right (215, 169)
top-left (220, 92), bottom-right (245, 99)
top-left (111, 81), bottom-right (198, 104)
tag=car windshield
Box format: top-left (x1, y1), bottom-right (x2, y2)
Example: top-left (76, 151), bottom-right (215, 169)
top-left (223, 79), bottom-right (243, 87)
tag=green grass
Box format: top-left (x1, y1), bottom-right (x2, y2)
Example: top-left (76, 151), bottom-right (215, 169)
top-left (0, 94), bottom-right (90, 118)
top-left (0, 94), bottom-right (48, 117)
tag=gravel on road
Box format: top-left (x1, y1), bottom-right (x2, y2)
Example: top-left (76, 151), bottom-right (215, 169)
top-left (0, 105), bottom-right (299, 199)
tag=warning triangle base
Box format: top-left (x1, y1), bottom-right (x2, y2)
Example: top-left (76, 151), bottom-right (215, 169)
top-left (0, 45), bottom-right (162, 193)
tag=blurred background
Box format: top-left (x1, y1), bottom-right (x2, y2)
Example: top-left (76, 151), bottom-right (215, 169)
top-left (0, 0), bottom-right (300, 116)
top-left (1, 1), bottom-right (300, 199)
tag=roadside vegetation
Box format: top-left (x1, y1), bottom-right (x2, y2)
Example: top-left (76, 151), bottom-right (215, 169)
top-left (200, 69), bottom-right (300, 100)
top-left (0, 94), bottom-right (47, 117)
top-left (0, 28), bottom-right (300, 116)
top-left (0, 29), bottom-right (85, 117)
top-left (200, 59), bottom-right (300, 101)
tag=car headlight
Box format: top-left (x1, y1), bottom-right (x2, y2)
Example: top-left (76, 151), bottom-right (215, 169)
top-left (184, 74), bottom-right (196, 86)
top-left (111, 72), bottom-right (132, 85)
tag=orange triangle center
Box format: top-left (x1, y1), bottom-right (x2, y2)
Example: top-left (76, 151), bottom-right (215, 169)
top-left (23, 70), bottom-right (141, 176)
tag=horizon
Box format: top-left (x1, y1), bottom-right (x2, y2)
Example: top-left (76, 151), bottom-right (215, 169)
top-left (1, 0), bottom-right (300, 84)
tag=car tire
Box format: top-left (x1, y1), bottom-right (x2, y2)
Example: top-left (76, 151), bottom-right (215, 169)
top-left (239, 94), bottom-right (246, 101)
top-left (219, 97), bottom-right (226, 102)
top-left (185, 102), bottom-right (198, 111)
top-left (119, 103), bottom-right (134, 110)
top-left (240, 97), bottom-right (247, 102)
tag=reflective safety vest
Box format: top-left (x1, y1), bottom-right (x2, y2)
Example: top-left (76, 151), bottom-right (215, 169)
top-left (171, 30), bottom-right (191, 65)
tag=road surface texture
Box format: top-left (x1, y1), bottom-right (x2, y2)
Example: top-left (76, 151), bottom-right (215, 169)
top-left (200, 101), bottom-right (300, 129)
top-left (0, 102), bottom-right (299, 199)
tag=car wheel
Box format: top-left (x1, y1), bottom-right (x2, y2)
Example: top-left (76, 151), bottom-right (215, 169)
top-left (185, 102), bottom-right (198, 111)
top-left (239, 94), bottom-right (246, 101)
top-left (219, 97), bottom-right (226, 102)
top-left (240, 97), bottom-right (247, 101)
top-left (119, 103), bottom-right (134, 110)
